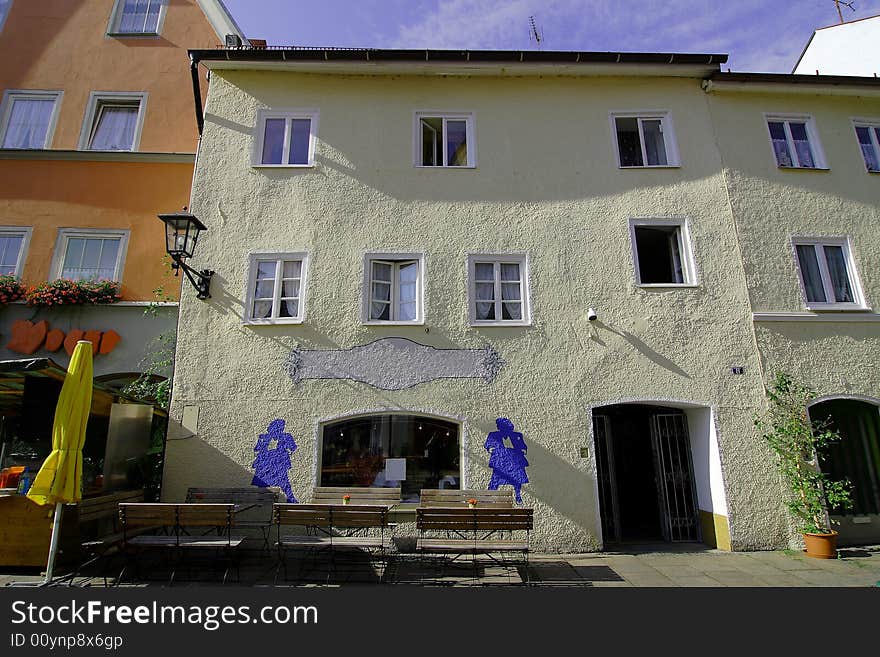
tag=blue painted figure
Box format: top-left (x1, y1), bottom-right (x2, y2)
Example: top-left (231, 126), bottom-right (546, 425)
top-left (252, 419), bottom-right (298, 502)
top-left (484, 417), bottom-right (529, 503)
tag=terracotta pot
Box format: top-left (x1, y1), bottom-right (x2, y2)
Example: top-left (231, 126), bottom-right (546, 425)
top-left (803, 531), bottom-right (838, 559)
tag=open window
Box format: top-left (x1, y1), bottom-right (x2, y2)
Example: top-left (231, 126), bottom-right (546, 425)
top-left (792, 237), bottom-right (866, 310)
top-left (612, 112), bottom-right (679, 167)
top-left (363, 254), bottom-right (423, 324)
top-left (630, 220), bottom-right (696, 286)
top-left (415, 113), bottom-right (474, 167)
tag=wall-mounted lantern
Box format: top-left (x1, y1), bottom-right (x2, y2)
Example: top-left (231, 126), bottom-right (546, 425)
top-left (158, 211), bottom-right (214, 300)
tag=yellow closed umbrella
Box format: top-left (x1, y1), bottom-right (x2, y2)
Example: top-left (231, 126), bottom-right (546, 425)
top-left (27, 340), bottom-right (93, 584)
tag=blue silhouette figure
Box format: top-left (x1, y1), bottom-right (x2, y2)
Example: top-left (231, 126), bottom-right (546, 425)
top-left (252, 419), bottom-right (298, 502)
top-left (485, 417), bottom-right (529, 503)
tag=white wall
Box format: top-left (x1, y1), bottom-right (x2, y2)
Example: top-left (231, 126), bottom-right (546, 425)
top-left (793, 16), bottom-right (880, 76)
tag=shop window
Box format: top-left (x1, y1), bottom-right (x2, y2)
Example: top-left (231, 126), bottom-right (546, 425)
top-left (630, 220), bottom-right (696, 286)
top-left (320, 414), bottom-right (460, 502)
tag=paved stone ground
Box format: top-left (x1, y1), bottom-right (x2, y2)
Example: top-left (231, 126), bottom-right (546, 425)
top-left (2, 542), bottom-right (879, 587)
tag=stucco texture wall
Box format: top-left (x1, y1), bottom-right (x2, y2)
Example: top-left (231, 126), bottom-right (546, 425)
top-left (707, 90), bottom-right (880, 402)
top-left (165, 71), bottom-right (789, 551)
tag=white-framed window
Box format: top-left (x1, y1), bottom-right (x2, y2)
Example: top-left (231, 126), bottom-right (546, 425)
top-left (0, 90), bottom-right (62, 149)
top-left (253, 109), bottom-right (318, 167)
top-left (108, 0), bottom-right (167, 36)
top-left (363, 253), bottom-right (424, 324)
top-left (0, 1), bottom-right (13, 34)
top-left (853, 119), bottom-right (880, 173)
top-left (78, 92), bottom-right (147, 151)
top-left (52, 229), bottom-right (129, 282)
top-left (629, 219), bottom-right (697, 286)
top-left (765, 114), bottom-right (826, 169)
top-left (792, 237), bottom-right (866, 310)
top-left (467, 254), bottom-right (530, 326)
top-left (0, 226), bottom-right (31, 277)
top-left (611, 111), bottom-right (679, 168)
top-left (414, 112), bottom-right (475, 168)
top-left (244, 253), bottom-right (308, 324)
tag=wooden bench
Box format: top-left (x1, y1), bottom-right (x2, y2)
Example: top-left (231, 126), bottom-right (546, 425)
top-left (118, 503), bottom-right (245, 584)
top-left (274, 503), bottom-right (392, 582)
top-left (416, 507), bottom-right (533, 581)
top-left (186, 486), bottom-right (277, 550)
top-left (311, 486), bottom-right (401, 506)
top-left (419, 488), bottom-right (514, 507)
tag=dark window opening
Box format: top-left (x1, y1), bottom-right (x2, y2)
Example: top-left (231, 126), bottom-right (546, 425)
top-left (634, 225), bottom-right (686, 284)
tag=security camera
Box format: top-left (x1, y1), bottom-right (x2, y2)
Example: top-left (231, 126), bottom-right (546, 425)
top-left (587, 307), bottom-right (597, 322)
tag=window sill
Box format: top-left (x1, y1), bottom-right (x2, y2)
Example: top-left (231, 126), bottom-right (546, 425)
top-left (80, 147), bottom-right (135, 153)
top-left (252, 163), bottom-right (316, 169)
top-left (414, 165), bottom-right (477, 170)
top-left (754, 311), bottom-right (880, 323)
top-left (776, 166), bottom-right (830, 171)
top-left (243, 319), bottom-right (305, 326)
top-left (804, 304), bottom-right (871, 312)
top-left (107, 32), bottom-right (160, 38)
top-left (618, 164), bottom-right (681, 169)
top-left (636, 283), bottom-right (699, 289)
top-left (362, 320), bottom-right (425, 327)
top-left (470, 321), bottom-right (531, 328)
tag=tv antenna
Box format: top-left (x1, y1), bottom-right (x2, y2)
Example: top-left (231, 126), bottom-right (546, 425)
top-left (528, 15), bottom-right (543, 48)
top-left (833, 0), bottom-right (855, 23)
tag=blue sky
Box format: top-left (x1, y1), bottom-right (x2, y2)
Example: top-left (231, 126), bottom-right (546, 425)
top-left (222, 0), bottom-right (880, 73)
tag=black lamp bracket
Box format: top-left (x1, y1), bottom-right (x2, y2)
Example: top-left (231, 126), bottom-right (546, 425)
top-left (172, 257), bottom-right (214, 300)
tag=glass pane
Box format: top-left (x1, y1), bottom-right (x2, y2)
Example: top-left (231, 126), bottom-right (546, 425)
top-left (0, 235), bottom-right (23, 271)
top-left (2, 98), bottom-right (54, 149)
top-left (500, 263), bottom-right (520, 281)
top-left (795, 245), bottom-right (826, 303)
top-left (446, 120), bottom-right (468, 166)
top-left (279, 299), bottom-right (299, 318)
top-left (855, 126), bottom-right (879, 172)
top-left (252, 299), bottom-right (272, 319)
top-left (397, 262), bottom-right (417, 320)
top-left (255, 279), bottom-right (275, 298)
top-left (788, 122), bottom-right (815, 168)
top-left (89, 105), bottom-right (138, 151)
top-left (421, 119), bottom-right (439, 166)
top-left (501, 302), bottom-right (522, 320)
top-left (98, 240), bottom-right (118, 273)
top-left (474, 263), bottom-right (494, 280)
top-left (768, 122), bottom-right (792, 167)
top-left (615, 117), bottom-right (643, 166)
top-left (282, 260), bottom-right (301, 278)
top-left (288, 118), bottom-right (311, 165)
top-left (372, 261), bottom-right (392, 282)
top-left (372, 281), bottom-right (391, 303)
top-left (281, 279), bottom-right (300, 298)
top-left (475, 302), bottom-right (495, 320)
top-left (261, 118), bottom-right (285, 164)
top-left (475, 282), bottom-right (494, 301)
top-left (257, 261), bottom-right (276, 278)
top-left (823, 245), bottom-right (854, 303)
top-left (641, 119), bottom-right (668, 166)
top-left (501, 282), bottom-right (520, 301)
top-left (371, 301), bottom-right (390, 321)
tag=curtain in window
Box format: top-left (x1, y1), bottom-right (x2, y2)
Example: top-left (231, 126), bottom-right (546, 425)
top-left (2, 98), bottom-right (54, 149)
top-left (856, 126), bottom-right (879, 172)
top-left (641, 119), bottom-right (668, 166)
top-left (500, 263), bottom-right (522, 320)
top-left (767, 122), bottom-right (792, 167)
top-left (119, 0), bottom-right (162, 33)
top-left (788, 122), bottom-right (814, 168)
top-left (89, 105), bottom-right (138, 151)
top-left (370, 262), bottom-right (392, 320)
top-left (795, 245), bottom-right (826, 303)
top-left (474, 262), bottom-right (495, 320)
top-left (252, 261), bottom-right (276, 319)
top-left (279, 260), bottom-right (302, 318)
top-left (0, 235), bottom-right (23, 275)
top-left (61, 238), bottom-right (120, 281)
top-left (823, 245), bottom-right (854, 303)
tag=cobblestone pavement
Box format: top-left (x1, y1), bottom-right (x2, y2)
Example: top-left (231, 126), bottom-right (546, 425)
top-left (2, 543), bottom-right (879, 587)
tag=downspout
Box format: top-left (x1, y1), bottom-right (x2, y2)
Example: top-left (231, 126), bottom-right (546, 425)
top-left (190, 55), bottom-right (205, 136)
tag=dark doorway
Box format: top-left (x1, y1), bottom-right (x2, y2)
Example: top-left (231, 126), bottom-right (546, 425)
top-left (593, 404), bottom-right (701, 546)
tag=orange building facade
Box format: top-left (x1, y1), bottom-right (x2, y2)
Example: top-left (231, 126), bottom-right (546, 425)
top-left (0, 0), bottom-right (247, 377)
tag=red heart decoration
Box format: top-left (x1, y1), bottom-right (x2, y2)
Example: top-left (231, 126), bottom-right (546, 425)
top-left (6, 320), bottom-right (48, 355)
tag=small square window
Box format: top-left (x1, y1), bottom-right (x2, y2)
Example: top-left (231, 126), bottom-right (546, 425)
top-left (79, 93), bottom-right (146, 151)
top-left (109, 0), bottom-right (166, 35)
top-left (245, 253), bottom-right (308, 323)
top-left (766, 115), bottom-right (826, 169)
top-left (253, 110), bottom-right (318, 167)
top-left (363, 254), bottom-right (423, 324)
top-left (0, 90), bottom-right (62, 149)
top-left (630, 220), bottom-right (696, 286)
top-left (853, 121), bottom-right (880, 173)
top-left (53, 230), bottom-right (128, 282)
top-left (612, 112), bottom-right (679, 167)
top-left (0, 227), bottom-right (31, 277)
top-left (468, 255), bottom-right (530, 326)
top-left (415, 113), bottom-right (475, 167)
top-left (792, 238), bottom-right (865, 310)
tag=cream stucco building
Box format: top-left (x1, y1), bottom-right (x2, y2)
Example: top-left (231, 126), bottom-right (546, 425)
top-left (162, 48), bottom-right (880, 552)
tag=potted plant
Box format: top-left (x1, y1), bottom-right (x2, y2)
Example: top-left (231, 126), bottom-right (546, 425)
top-left (756, 372), bottom-right (853, 558)
top-left (467, 498), bottom-right (478, 509)
top-left (342, 494), bottom-right (351, 505)
top-left (0, 275), bottom-right (26, 304)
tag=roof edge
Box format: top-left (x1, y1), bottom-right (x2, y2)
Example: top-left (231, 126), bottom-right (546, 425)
top-left (195, 0), bottom-right (249, 44)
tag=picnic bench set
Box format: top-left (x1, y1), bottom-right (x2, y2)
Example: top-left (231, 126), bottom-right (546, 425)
top-left (104, 486), bottom-right (533, 585)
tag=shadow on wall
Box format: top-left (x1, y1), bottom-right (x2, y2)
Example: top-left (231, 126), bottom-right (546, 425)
top-left (593, 320), bottom-right (692, 379)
